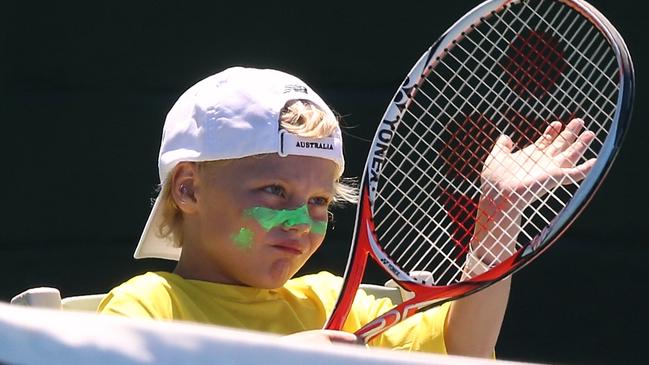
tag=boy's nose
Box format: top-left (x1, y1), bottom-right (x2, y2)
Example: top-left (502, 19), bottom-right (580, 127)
top-left (281, 221), bottom-right (312, 235)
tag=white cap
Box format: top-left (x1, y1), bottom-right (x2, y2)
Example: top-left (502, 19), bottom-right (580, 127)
top-left (134, 67), bottom-right (344, 260)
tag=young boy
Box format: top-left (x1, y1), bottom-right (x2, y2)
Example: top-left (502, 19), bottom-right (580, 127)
top-left (98, 66), bottom-right (594, 357)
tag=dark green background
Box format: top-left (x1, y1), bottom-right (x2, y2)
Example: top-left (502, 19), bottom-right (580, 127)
top-left (1, 1), bottom-right (646, 364)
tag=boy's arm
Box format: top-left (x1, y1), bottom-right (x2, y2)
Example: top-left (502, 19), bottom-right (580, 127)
top-left (444, 196), bottom-right (518, 358)
top-left (444, 120), bottom-right (594, 357)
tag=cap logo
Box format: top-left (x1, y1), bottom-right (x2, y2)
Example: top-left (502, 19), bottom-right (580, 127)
top-left (295, 141), bottom-right (334, 151)
top-left (284, 84), bottom-right (308, 94)
top-left (278, 130), bottom-right (342, 169)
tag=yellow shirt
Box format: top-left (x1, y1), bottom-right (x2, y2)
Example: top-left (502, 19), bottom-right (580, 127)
top-left (98, 271), bottom-right (449, 353)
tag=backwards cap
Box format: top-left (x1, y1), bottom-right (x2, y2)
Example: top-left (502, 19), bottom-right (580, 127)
top-left (134, 67), bottom-right (344, 260)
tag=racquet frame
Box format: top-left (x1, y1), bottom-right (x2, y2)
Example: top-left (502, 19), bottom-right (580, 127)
top-left (325, 0), bottom-right (634, 343)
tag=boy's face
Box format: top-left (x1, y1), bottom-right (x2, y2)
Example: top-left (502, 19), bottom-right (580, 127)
top-left (177, 154), bottom-right (338, 289)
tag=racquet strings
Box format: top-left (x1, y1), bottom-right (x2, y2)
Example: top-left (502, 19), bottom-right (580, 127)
top-left (371, 0), bottom-right (620, 286)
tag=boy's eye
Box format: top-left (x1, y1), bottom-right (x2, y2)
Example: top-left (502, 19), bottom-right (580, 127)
top-left (263, 184), bottom-right (285, 197)
top-left (309, 196), bottom-right (331, 207)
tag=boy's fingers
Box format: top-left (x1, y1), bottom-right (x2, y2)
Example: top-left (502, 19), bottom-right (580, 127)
top-left (563, 158), bottom-right (596, 182)
top-left (534, 121), bottom-right (562, 150)
top-left (559, 130), bottom-right (595, 166)
top-left (547, 118), bottom-right (584, 156)
top-left (321, 330), bottom-right (359, 344)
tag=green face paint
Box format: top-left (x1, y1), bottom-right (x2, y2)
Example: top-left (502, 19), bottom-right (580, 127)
top-left (231, 227), bottom-right (254, 249)
top-left (244, 204), bottom-right (328, 235)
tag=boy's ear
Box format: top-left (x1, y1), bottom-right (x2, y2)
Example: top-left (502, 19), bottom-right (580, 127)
top-left (171, 162), bottom-right (199, 213)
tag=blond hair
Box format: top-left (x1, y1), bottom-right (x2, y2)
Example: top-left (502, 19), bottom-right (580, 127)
top-left (157, 100), bottom-right (358, 246)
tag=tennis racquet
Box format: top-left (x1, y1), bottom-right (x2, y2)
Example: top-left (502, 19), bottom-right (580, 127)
top-left (324, 0), bottom-right (634, 343)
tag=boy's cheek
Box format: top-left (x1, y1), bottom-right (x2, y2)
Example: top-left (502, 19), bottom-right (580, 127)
top-left (308, 234), bottom-right (327, 253)
top-left (230, 227), bottom-right (255, 249)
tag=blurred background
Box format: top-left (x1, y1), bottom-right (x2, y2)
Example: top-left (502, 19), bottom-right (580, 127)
top-left (1, 1), bottom-right (645, 364)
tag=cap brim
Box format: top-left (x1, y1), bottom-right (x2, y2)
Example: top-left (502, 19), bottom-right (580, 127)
top-left (133, 196), bottom-right (182, 261)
